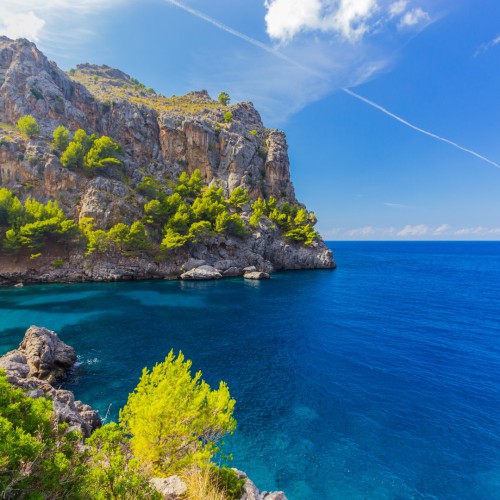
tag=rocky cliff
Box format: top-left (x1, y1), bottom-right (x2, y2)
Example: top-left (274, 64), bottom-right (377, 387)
top-left (0, 36), bottom-right (334, 283)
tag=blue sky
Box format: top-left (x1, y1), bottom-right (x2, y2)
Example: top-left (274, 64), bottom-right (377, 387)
top-left (1, 0), bottom-right (499, 240)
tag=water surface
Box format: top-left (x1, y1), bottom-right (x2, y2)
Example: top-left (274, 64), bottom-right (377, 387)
top-left (1, 242), bottom-right (499, 499)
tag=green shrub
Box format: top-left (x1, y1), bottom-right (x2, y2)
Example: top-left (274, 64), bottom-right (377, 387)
top-left (218, 91), bottom-right (230, 106)
top-left (120, 350), bottom-right (236, 476)
top-left (223, 111), bottom-right (233, 123)
top-left (0, 371), bottom-right (88, 498)
top-left (30, 87), bottom-right (43, 100)
top-left (83, 423), bottom-right (160, 499)
top-left (250, 129), bottom-right (258, 136)
top-left (17, 115), bottom-right (40, 138)
top-left (211, 466), bottom-right (246, 500)
top-left (53, 125), bottom-right (71, 151)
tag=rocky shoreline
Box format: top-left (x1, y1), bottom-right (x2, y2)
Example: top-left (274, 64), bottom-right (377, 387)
top-left (0, 326), bottom-right (287, 499)
top-left (0, 326), bottom-right (101, 437)
top-left (0, 224), bottom-right (334, 286)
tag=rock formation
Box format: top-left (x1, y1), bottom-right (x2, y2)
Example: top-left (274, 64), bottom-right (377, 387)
top-left (0, 36), bottom-right (335, 284)
top-left (0, 325), bottom-right (101, 437)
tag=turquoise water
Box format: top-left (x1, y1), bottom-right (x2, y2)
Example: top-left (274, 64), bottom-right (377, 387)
top-left (1, 242), bottom-right (500, 499)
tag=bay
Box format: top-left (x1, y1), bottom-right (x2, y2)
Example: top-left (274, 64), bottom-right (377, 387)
top-left (1, 241), bottom-right (500, 499)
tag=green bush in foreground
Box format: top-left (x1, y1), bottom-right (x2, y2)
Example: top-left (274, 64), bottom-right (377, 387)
top-left (0, 371), bottom-right (88, 499)
top-left (1, 348), bottom-right (240, 499)
top-left (120, 350), bottom-right (236, 476)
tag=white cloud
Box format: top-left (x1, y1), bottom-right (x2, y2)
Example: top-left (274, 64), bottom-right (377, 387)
top-left (319, 223), bottom-right (500, 240)
top-left (264, 0), bottom-right (324, 42)
top-left (397, 224), bottom-right (429, 236)
top-left (475, 34), bottom-right (500, 57)
top-left (433, 224), bottom-right (451, 235)
top-left (389, 0), bottom-right (407, 17)
top-left (0, 11), bottom-right (45, 42)
top-left (346, 226), bottom-right (378, 236)
top-left (265, 0), bottom-right (380, 43)
top-left (331, 0), bottom-right (379, 42)
top-left (399, 7), bottom-right (429, 28)
top-left (0, 0), bottom-right (128, 51)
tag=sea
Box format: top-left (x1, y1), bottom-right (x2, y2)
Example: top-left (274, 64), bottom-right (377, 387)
top-left (1, 241), bottom-right (499, 499)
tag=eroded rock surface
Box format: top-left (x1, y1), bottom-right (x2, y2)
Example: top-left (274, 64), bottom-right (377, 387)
top-left (0, 325), bottom-right (101, 437)
top-left (0, 36), bottom-right (335, 285)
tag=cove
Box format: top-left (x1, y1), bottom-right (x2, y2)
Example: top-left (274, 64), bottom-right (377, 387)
top-left (1, 241), bottom-right (500, 499)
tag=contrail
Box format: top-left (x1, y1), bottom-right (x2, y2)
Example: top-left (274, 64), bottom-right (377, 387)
top-left (343, 88), bottom-right (500, 169)
top-left (164, 0), bottom-right (322, 77)
top-left (165, 0), bottom-right (499, 170)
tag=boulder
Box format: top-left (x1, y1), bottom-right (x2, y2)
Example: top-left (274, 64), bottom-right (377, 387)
top-left (223, 266), bottom-right (244, 277)
top-left (0, 325), bottom-right (101, 437)
top-left (19, 325), bottom-right (77, 383)
top-left (180, 265), bottom-right (223, 280)
top-left (150, 476), bottom-right (187, 499)
top-left (181, 258), bottom-right (207, 272)
top-left (244, 271), bottom-right (270, 280)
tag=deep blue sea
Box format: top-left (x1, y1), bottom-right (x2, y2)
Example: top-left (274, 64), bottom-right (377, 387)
top-left (1, 241), bottom-right (500, 499)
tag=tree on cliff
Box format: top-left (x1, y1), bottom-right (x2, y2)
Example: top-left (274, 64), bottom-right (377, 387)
top-left (53, 125), bottom-right (71, 151)
top-left (218, 91), bottom-right (230, 106)
top-left (16, 115), bottom-right (40, 138)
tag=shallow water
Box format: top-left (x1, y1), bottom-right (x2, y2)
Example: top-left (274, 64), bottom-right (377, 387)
top-left (1, 241), bottom-right (500, 499)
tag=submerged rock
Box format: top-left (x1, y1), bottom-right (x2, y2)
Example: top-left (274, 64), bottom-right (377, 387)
top-left (0, 325), bottom-right (101, 437)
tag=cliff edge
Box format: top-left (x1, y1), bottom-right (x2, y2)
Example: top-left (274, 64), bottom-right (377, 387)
top-left (0, 37), bottom-right (334, 283)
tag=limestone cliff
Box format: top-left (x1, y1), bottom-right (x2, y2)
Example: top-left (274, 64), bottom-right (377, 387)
top-left (0, 36), bottom-right (334, 283)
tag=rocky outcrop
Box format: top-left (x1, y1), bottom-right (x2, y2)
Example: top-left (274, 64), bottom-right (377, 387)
top-left (150, 476), bottom-right (187, 500)
top-left (0, 36), bottom-right (335, 283)
top-left (0, 325), bottom-right (101, 437)
top-left (233, 470), bottom-right (287, 500)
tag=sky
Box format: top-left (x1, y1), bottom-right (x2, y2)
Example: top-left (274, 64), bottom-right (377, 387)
top-left (1, 0), bottom-right (499, 240)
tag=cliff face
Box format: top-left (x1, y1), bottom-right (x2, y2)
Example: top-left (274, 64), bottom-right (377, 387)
top-left (0, 36), bottom-right (334, 282)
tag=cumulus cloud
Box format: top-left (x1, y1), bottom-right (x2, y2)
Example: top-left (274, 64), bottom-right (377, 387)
top-left (264, 0), bottom-right (379, 43)
top-left (264, 0), bottom-right (431, 43)
top-left (399, 7), bottom-right (429, 28)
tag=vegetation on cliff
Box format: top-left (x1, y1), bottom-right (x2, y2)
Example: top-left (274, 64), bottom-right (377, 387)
top-left (0, 160), bottom-right (319, 258)
top-left (0, 351), bottom-right (243, 499)
top-left (0, 37), bottom-right (334, 278)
